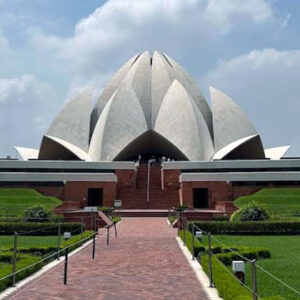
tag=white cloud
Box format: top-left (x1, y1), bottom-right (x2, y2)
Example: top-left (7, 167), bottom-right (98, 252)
top-left (203, 48), bottom-right (300, 156)
top-left (0, 74), bottom-right (59, 156)
top-left (28, 0), bottom-right (273, 81)
top-left (0, 0), bottom-right (285, 156)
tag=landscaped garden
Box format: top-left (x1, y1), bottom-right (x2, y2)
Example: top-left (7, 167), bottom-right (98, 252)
top-left (177, 188), bottom-right (300, 300)
top-left (0, 188), bottom-right (62, 218)
top-left (235, 188), bottom-right (300, 220)
top-left (0, 188), bottom-right (94, 292)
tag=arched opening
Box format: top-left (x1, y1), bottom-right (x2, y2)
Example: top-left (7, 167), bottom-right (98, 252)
top-left (223, 135), bottom-right (265, 160)
top-left (38, 136), bottom-right (81, 160)
top-left (113, 130), bottom-right (188, 161)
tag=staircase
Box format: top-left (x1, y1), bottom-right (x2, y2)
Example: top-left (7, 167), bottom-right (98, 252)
top-left (117, 164), bottom-right (180, 209)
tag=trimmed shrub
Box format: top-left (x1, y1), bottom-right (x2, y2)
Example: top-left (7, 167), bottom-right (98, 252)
top-left (175, 205), bottom-right (187, 212)
top-left (23, 205), bottom-right (50, 222)
top-left (215, 248), bottom-right (271, 266)
top-left (98, 206), bottom-right (114, 215)
top-left (168, 215), bottom-right (177, 224)
top-left (212, 214), bottom-right (230, 222)
top-left (192, 221), bottom-right (300, 235)
top-left (111, 216), bottom-right (121, 224)
top-left (179, 230), bottom-right (204, 257)
top-left (0, 222), bottom-right (84, 236)
top-left (231, 202), bottom-right (269, 222)
top-left (202, 255), bottom-right (284, 300)
top-left (0, 253), bottom-right (43, 292)
top-left (179, 229), bottom-right (282, 300)
top-left (202, 255), bottom-right (253, 300)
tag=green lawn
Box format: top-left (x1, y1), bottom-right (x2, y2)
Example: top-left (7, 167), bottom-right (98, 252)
top-left (0, 188), bottom-right (62, 217)
top-left (0, 232), bottom-right (92, 251)
top-left (211, 235), bottom-right (300, 299)
top-left (234, 188), bottom-right (300, 219)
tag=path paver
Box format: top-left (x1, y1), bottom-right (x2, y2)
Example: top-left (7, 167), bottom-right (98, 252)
top-left (8, 218), bottom-right (210, 300)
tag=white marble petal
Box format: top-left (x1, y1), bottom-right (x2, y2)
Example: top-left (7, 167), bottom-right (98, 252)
top-left (155, 80), bottom-right (214, 161)
top-left (164, 53), bottom-right (213, 135)
top-left (90, 53), bottom-right (140, 132)
top-left (210, 86), bottom-right (258, 151)
top-left (89, 82), bottom-right (148, 161)
top-left (15, 147), bottom-right (39, 160)
top-left (46, 89), bottom-right (92, 152)
top-left (265, 146), bottom-right (291, 160)
top-left (213, 135), bottom-right (258, 160)
top-left (122, 51), bottom-right (152, 128)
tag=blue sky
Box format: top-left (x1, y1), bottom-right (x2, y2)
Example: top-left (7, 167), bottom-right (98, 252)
top-left (0, 0), bottom-right (299, 157)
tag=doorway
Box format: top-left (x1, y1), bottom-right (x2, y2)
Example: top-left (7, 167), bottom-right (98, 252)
top-left (193, 188), bottom-right (209, 209)
top-left (87, 188), bottom-right (103, 207)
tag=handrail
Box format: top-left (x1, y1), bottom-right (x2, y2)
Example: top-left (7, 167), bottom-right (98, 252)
top-left (147, 159), bottom-right (155, 203)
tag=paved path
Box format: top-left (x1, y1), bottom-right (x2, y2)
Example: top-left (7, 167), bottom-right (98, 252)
top-left (8, 218), bottom-right (210, 300)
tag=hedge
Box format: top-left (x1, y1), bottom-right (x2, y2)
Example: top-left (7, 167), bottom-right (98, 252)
top-left (179, 230), bottom-right (204, 257)
top-left (191, 221), bottom-right (300, 235)
top-left (179, 231), bottom-right (283, 300)
top-left (215, 249), bottom-right (270, 266)
top-left (0, 253), bottom-right (43, 292)
top-left (0, 222), bottom-right (84, 236)
top-left (0, 231), bottom-right (94, 292)
top-left (7, 231), bottom-right (94, 256)
top-left (201, 256), bottom-right (284, 300)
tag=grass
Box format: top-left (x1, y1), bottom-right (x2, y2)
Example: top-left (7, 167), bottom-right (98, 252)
top-left (0, 231), bottom-right (93, 251)
top-left (0, 231), bottom-right (94, 291)
top-left (211, 235), bottom-right (300, 299)
top-left (234, 188), bottom-right (300, 220)
top-left (0, 188), bottom-right (62, 217)
top-left (168, 215), bottom-right (177, 224)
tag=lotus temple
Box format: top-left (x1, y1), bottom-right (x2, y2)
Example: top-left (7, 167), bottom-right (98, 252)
top-left (1, 50), bottom-right (299, 218)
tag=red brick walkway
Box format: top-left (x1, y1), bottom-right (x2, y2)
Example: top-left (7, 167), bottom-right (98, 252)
top-left (8, 218), bottom-right (209, 300)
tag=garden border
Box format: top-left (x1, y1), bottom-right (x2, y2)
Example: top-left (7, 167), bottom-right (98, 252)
top-left (0, 237), bottom-right (94, 299)
top-left (176, 236), bottom-right (222, 300)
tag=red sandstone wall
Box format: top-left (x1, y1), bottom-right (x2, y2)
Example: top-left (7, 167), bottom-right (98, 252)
top-left (64, 181), bottom-right (116, 207)
top-left (162, 169), bottom-right (181, 190)
top-left (180, 181), bottom-right (231, 209)
top-left (115, 170), bottom-right (135, 188)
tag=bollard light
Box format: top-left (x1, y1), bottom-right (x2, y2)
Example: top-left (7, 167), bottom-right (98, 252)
top-left (232, 260), bottom-right (245, 284)
top-left (64, 232), bottom-right (71, 240)
top-left (195, 231), bottom-right (203, 240)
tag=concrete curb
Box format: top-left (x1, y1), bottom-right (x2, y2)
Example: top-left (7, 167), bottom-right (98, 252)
top-left (176, 237), bottom-right (222, 300)
top-left (0, 238), bottom-right (94, 299)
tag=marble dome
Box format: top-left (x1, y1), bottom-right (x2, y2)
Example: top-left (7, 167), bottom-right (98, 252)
top-left (34, 51), bottom-right (288, 162)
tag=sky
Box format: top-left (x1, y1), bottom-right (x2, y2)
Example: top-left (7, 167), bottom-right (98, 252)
top-left (0, 0), bottom-right (299, 157)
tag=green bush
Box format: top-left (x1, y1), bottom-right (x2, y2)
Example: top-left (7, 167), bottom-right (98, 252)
top-left (215, 248), bottom-right (271, 266)
top-left (202, 255), bottom-right (253, 300)
top-left (0, 222), bottom-right (84, 236)
top-left (175, 205), bottom-right (187, 212)
top-left (23, 205), bottom-right (50, 222)
top-left (212, 214), bottom-right (230, 222)
top-left (192, 221), bottom-right (300, 235)
top-left (202, 255), bottom-right (284, 300)
top-left (0, 253), bottom-right (43, 292)
top-left (168, 215), bottom-right (177, 224)
top-left (110, 216), bottom-right (121, 223)
top-left (179, 230), bottom-right (204, 257)
top-left (98, 206), bottom-right (114, 215)
top-left (179, 229), bottom-right (282, 300)
top-left (231, 202), bottom-right (269, 222)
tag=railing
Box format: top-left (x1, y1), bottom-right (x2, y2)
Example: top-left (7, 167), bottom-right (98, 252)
top-left (0, 215), bottom-right (119, 290)
top-left (178, 216), bottom-right (300, 299)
